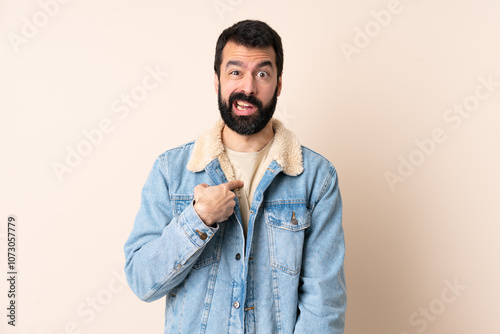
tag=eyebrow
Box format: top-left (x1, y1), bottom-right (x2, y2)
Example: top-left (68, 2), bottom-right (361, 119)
top-left (225, 60), bottom-right (274, 69)
top-left (257, 60), bottom-right (273, 69)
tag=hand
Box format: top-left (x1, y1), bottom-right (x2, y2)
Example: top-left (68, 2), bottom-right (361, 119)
top-left (193, 180), bottom-right (244, 226)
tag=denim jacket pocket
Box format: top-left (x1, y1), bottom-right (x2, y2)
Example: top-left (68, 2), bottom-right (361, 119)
top-left (171, 196), bottom-right (223, 270)
top-left (265, 203), bottom-right (311, 276)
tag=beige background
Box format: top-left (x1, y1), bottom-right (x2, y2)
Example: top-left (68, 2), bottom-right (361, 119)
top-left (1, 0), bottom-right (499, 333)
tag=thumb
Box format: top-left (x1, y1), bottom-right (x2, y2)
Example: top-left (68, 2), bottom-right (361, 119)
top-left (227, 180), bottom-right (244, 190)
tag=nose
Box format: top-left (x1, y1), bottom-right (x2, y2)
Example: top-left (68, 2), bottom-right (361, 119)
top-left (239, 74), bottom-right (256, 95)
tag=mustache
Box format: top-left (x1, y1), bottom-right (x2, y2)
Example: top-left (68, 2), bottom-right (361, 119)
top-left (228, 92), bottom-right (263, 110)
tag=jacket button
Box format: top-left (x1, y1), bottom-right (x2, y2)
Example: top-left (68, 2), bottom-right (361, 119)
top-left (199, 233), bottom-right (208, 240)
top-left (233, 301), bottom-right (240, 309)
top-left (235, 253), bottom-right (241, 260)
top-left (291, 211), bottom-right (298, 225)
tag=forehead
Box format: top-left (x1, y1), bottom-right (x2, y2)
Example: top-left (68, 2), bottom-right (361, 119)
top-left (222, 41), bottom-right (276, 67)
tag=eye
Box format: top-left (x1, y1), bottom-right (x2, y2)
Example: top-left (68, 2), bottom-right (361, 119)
top-left (229, 70), bottom-right (240, 76)
top-left (257, 71), bottom-right (269, 78)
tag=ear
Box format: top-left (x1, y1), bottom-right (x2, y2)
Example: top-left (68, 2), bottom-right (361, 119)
top-left (277, 75), bottom-right (282, 97)
top-left (214, 73), bottom-right (219, 95)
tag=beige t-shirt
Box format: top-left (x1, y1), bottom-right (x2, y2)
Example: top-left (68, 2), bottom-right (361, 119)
top-left (224, 138), bottom-right (273, 238)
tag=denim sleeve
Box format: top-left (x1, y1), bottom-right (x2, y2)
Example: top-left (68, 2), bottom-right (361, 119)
top-left (294, 167), bottom-right (347, 334)
top-left (123, 157), bottom-right (217, 302)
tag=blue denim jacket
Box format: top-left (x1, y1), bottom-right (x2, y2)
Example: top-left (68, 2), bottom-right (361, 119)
top-left (124, 119), bottom-right (346, 334)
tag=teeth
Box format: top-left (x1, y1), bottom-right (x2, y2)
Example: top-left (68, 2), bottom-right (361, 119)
top-left (235, 101), bottom-right (254, 111)
top-left (237, 101), bottom-right (251, 107)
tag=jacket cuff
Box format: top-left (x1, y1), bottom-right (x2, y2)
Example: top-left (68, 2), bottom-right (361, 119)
top-left (179, 201), bottom-right (218, 248)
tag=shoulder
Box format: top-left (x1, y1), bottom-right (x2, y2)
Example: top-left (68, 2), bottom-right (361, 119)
top-left (144, 141), bottom-right (196, 177)
top-left (301, 145), bottom-right (337, 175)
top-left (299, 145), bottom-right (341, 207)
top-left (157, 141), bottom-right (195, 163)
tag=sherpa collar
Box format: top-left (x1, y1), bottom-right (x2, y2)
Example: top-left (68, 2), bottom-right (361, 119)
top-left (186, 118), bottom-right (304, 179)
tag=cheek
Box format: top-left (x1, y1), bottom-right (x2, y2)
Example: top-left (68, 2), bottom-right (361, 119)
top-left (220, 83), bottom-right (236, 99)
top-left (261, 84), bottom-right (277, 101)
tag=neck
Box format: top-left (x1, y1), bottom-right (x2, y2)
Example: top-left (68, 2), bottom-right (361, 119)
top-left (222, 120), bottom-right (274, 152)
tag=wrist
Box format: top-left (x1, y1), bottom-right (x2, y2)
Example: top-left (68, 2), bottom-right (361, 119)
top-left (193, 200), bottom-right (214, 226)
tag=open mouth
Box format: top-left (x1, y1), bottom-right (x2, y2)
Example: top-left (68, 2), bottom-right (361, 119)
top-left (233, 100), bottom-right (257, 116)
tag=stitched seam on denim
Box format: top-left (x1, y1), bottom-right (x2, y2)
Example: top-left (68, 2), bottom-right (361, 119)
top-left (267, 224), bottom-right (283, 332)
top-left (271, 261), bottom-right (301, 276)
top-left (265, 208), bottom-right (306, 275)
top-left (301, 145), bottom-right (332, 163)
top-left (178, 284), bottom-right (186, 334)
top-left (142, 213), bottom-right (205, 301)
top-left (247, 253), bottom-right (257, 333)
top-left (199, 239), bottom-right (222, 334)
top-left (267, 219), bottom-right (308, 273)
top-left (266, 204), bottom-right (311, 231)
top-left (312, 167), bottom-right (335, 210)
top-left (171, 198), bottom-right (194, 217)
top-left (272, 266), bottom-right (282, 334)
top-left (192, 224), bottom-right (224, 269)
top-left (159, 141), bottom-right (195, 157)
top-left (267, 220), bottom-right (310, 232)
top-left (159, 154), bottom-right (175, 217)
top-left (226, 281), bottom-right (236, 334)
top-left (192, 256), bottom-right (219, 269)
top-left (263, 199), bottom-right (307, 206)
top-left (141, 244), bottom-right (200, 302)
top-left (159, 154), bottom-right (167, 175)
top-left (179, 209), bottom-right (211, 249)
top-left (267, 223), bottom-right (276, 273)
top-left (170, 194), bottom-right (195, 201)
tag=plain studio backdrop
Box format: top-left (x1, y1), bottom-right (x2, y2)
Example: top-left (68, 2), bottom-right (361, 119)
top-left (1, 0), bottom-right (499, 333)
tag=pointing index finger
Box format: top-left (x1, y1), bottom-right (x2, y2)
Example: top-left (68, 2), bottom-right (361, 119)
top-left (227, 180), bottom-right (244, 190)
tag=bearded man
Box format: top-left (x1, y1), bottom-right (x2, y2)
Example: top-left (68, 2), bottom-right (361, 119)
top-left (124, 19), bottom-right (347, 334)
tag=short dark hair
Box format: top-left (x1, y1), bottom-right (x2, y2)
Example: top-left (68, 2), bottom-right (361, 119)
top-left (214, 20), bottom-right (284, 80)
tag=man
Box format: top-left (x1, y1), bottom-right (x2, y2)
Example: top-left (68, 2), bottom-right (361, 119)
top-left (124, 20), bottom-right (346, 333)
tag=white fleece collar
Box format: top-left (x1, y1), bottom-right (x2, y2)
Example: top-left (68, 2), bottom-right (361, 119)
top-left (186, 118), bottom-right (304, 178)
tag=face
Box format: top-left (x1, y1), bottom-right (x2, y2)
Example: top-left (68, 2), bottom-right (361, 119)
top-left (215, 41), bottom-right (282, 135)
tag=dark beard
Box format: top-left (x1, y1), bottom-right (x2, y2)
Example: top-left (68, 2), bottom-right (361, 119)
top-left (218, 83), bottom-right (278, 135)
